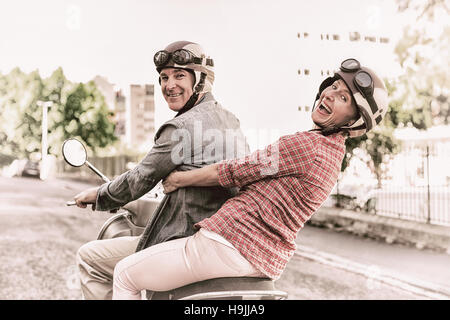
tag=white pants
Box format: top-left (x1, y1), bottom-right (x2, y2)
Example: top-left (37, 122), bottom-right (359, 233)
top-left (77, 236), bottom-right (140, 300)
top-left (112, 230), bottom-right (264, 300)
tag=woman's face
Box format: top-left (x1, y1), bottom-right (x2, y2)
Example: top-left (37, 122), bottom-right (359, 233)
top-left (311, 79), bottom-right (358, 129)
top-left (160, 68), bottom-right (195, 111)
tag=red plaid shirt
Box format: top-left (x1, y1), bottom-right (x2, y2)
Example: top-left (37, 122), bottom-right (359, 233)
top-left (196, 131), bottom-right (346, 279)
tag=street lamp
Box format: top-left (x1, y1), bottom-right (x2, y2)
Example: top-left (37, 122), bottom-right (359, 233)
top-left (37, 101), bottom-right (53, 180)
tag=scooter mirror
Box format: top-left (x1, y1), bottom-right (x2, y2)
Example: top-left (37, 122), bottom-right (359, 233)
top-left (62, 138), bottom-right (87, 167)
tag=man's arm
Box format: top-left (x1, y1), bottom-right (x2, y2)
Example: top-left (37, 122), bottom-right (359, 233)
top-left (92, 124), bottom-right (180, 211)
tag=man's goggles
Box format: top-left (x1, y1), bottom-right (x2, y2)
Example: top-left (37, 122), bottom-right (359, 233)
top-left (154, 49), bottom-right (214, 68)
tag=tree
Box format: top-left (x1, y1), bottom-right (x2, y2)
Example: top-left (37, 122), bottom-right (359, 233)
top-left (342, 80), bottom-right (404, 188)
top-left (341, 0), bottom-right (449, 187)
top-left (0, 67), bottom-right (117, 160)
top-left (58, 81), bottom-right (117, 154)
top-left (0, 68), bottom-right (45, 158)
top-left (394, 0), bottom-right (450, 127)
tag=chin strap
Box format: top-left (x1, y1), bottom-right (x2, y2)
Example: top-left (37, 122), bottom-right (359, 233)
top-left (174, 73), bottom-right (207, 118)
top-left (310, 123), bottom-right (346, 137)
top-left (322, 127), bottom-right (345, 136)
top-left (175, 92), bottom-right (199, 118)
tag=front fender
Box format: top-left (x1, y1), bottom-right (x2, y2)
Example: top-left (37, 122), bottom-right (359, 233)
top-left (97, 211), bottom-right (145, 240)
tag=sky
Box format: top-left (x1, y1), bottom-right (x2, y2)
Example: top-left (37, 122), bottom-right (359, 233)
top-left (0, 0), bottom-right (440, 146)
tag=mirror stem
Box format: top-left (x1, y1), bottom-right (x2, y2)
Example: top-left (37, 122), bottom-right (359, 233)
top-left (86, 160), bottom-right (111, 183)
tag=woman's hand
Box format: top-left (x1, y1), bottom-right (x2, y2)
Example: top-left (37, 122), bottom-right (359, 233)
top-left (163, 164), bottom-right (220, 193)
top-left (162, 171), bottom-right (182, 194)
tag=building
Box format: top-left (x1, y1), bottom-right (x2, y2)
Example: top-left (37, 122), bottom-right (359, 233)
top-left (93, 75), bottom-right (127, 143)
top-left (114, 89), bottom-right (126, 139)
top-left (92, 76), bottom-right (156, 150)
top-left (128, 84), bottom-right (155, 151)
top-left (295, 29), bottom-right (395, 121)
top-left (93, 75), bottom-right (116, 112)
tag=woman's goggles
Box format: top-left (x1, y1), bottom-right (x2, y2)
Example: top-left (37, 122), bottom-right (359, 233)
top-left (340, 58), bottom-right (381, 123)
top-left (340, 58), bottom-right (374, 98)
top-left (154, 49), bottom-right (214, 68)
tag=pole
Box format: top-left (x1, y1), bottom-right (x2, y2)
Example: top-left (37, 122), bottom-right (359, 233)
top-left (426, 145), bottom-right (431, 224)
top-left (37, 101), bottom-right (53, 180)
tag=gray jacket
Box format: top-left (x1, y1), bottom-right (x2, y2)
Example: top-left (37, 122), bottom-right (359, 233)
top-left (95, 93), bottom-right (249, 251)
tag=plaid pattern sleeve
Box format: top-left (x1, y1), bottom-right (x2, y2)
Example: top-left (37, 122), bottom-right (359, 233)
top-left (217, 133), bottom-right (317, 188)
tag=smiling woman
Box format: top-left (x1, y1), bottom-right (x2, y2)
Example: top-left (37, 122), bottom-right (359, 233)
top-left (311, 79), bottom-right (358, 129)
top-left (311, 58), bottom-right (389, 138)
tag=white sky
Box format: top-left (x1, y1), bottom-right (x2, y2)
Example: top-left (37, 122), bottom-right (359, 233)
top-left (0, 0), bottom-right (438, 144)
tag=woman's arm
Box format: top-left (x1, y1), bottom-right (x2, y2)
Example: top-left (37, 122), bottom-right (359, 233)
top-left (162, 163), bottom-right (220, 193)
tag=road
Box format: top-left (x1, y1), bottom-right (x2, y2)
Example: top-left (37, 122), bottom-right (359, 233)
top-left (0, 176), bottom-right (449, 300)
top-left (281, 225), bottom-right (450, 299)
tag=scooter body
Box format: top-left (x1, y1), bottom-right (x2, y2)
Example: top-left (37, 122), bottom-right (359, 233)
top-left (62, 138), bottom-right (287, 300)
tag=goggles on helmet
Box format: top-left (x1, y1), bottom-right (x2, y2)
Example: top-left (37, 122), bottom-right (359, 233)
top-left (340, 59), bottom-right (379, 119)
top-left (154, 49), bottom-right (214, 68)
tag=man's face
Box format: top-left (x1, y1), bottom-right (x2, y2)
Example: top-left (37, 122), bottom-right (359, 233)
top-left (311, 79), bottom-right (358, 129)
top-left (160, 68), bottom-right (195, 111)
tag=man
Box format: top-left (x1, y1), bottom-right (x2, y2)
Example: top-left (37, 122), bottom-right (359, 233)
top-left (74, 41), bottom-right (249, 299)
top-left (108, 59), bottom-right (390, 299)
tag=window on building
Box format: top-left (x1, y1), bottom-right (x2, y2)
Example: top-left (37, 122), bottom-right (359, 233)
top-left (298, 106), bottom-right (311, 112)
top-left (144, 101), bottom-right (154, 111)
top-left (304, 69), bottom-right (310, 75)
top-left (349, 32), bottom-right (361, 42)
top-left (298, 69), bottom-right (301, 75)
top-left (303, 32), bottom-right (309, 38)
top-left (379, 37), bottom-right (389, 43)
top-left (364, 36), bottom-right (376, 42)
top-left (145, 85), bottom-right (154, 96)
top-left (333, 34), bottom-right (340, 40)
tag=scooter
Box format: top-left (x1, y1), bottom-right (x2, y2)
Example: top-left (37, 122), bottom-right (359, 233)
top-left (62, 138), bottom-right (288, 300)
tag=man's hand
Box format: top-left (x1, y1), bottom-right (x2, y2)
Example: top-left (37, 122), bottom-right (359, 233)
top-left (74, 186), bottom-right (99, 211)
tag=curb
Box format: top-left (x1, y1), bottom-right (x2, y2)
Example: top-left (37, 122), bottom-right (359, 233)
top-left (310, 207), bottom-right (450, 254)
top-left (295, 245), bottom-right (450, 300)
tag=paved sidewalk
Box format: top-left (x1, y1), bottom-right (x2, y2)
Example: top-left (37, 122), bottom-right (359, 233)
top-left (311, 206), bottom-right (450, 253)
top-left (297, 218), bottom-right (450, 299)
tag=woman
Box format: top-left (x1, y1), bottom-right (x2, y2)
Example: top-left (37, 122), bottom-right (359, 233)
top-left (111, 59), bottom-right (389, 299)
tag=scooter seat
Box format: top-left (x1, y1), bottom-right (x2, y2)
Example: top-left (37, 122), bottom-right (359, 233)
top-left (149, 277), bottom-right (287, 300)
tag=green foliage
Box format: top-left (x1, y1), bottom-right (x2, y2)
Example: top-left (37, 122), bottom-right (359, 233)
top-left (342, 0), bottom-right (449, 187)
top-left (0, 67), bottom-right (117, 159)
top-left (0, 68), bottom-right (45, 158)
top-left (60, 81), bottom-right (117, 153)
